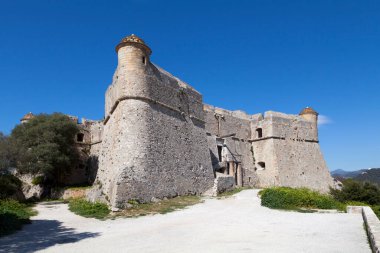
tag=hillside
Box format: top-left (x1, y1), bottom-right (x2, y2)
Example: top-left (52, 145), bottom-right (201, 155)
top-left (331, 168), bottom-right (380, 185)
top-left (354, 168), bottom-right (380, 185)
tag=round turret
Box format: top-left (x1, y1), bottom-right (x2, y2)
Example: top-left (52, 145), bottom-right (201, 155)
top-left (300, 107), bottom-right (318, 117)
top-left (300, 107), bottom-right (318, 121)
top-left (300, 107), bottom-right (318, 122)
top-left (20, 112), bottom-right (34, 124)
top-left (115, 34), bottom-right (151, 71)
top-left (115, 34), bottom-right (152, 55)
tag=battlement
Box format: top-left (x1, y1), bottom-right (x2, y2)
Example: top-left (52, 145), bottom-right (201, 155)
top-left (204, 105), bottom-right (319, 142)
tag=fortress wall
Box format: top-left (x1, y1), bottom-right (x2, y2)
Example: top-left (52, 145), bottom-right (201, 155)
top-left (97, 99), bottom-right (151, 206)
top-left (273, 139), bottom-right (333, 192)
top-left (204, 105), bottom-right (251, 140)
top-left (204, 105), bottom-right (257, 186)
top-left (97, 56), bottom-right (214, 208)
top-left (262, 111), bottom-right (318, 141)
top-left (251, 111), bottom-right (332, 192)
top-left (251, 138), bottom-right (280, 187)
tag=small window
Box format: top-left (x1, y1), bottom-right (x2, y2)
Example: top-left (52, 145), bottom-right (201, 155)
top-left (217, 145), bottom-right (223, 162)
top-left (142, 56), bottom-right (146, 64)
top-left (256, 128), bottom-right (263, 138)
top-left (257, 162), bottom-right (266, 170)
top-left (77, 133), bottom-right (84, 143)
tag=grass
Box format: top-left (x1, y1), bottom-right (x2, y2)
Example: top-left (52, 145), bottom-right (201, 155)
top-left (260, 187), bottom-right (345, 211)
top-left (371, 205), bottom-right (380, 219)
top-left (68, 199), bottom-right (110, 219)
top-left (68, 195), bottom-right (202, 219)
top-left (217, 187), bottom-right (252, 198)
top-left (65, 185), bottom-right (92, 191)
top-left (0, 199), bottom-right (37, 237)
top-left (117, 195), bottom-right (202, 218)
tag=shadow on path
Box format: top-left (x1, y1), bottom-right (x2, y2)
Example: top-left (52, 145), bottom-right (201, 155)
top-left (0, 219), bottom-right (99, 253)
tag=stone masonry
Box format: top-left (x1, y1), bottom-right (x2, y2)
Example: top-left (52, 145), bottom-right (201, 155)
top-left (27, 34), bottom-right (334, 208)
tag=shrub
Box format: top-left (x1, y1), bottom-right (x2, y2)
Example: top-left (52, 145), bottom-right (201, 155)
top-left (68, 199), bottom-right (109, 219)
top-left (260, 187), bottom-right (344, 211)
top-left (31, 176), bottom-right (44, 186)
top-left (0, 199), bottom-right (36, 236)
top-left (330, 179), bottom-right (380, 205)
top-left (371, 205), bottom-right (380, 219)
top-left (0, 174), bottom-right (22, 199)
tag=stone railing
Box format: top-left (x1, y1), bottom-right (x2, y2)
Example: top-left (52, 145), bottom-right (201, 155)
top-left (348, 206), bottom-right (380, 253)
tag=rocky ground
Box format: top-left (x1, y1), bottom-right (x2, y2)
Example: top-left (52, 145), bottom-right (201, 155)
top-left (0, 189), bottom-right (370, 253)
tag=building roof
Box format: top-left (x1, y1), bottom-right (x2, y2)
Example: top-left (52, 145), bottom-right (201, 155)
top-left (21, 112), bottom-right (34, 121)
top-left (115, 34), bottom-right (152, 55)
top-left (299, 107), bottom-right (318, 116)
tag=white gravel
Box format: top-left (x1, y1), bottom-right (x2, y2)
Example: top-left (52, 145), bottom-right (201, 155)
top-left (0, 189), bottom-right (370, 253)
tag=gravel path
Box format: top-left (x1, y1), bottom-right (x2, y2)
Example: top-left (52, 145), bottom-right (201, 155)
top-left (0, 189), bottom-right (370, 253)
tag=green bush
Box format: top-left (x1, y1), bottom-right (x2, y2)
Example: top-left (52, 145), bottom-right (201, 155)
top-left (0, 174), bottom-right (22, 199)
top-left (0, 199), bottom-right (36, 236)
top-left (371, 205), bottom-right (380, 219)
top-left (31, 176), bottom-right (44, 186)
top-left (260, 187), bottom-right (344, 211)
top-left (68, 199), bottom-right (109, 219)
top-left (330, 179), bottom-right (380, 205)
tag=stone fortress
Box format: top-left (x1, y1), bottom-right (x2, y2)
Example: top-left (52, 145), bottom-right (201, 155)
top-left (23, 35), bottom-right (334, 209)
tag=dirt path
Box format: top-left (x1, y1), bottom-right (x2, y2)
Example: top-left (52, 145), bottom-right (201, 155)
top-left (0, 190), bottom-right (370, 253)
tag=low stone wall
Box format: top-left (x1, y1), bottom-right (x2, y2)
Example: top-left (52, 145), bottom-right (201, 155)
top-left (203, 173), bottom-right (235, 197)
top-left (362, 206), bottom-right (380, 253)
top-left (214, 173), bottom-right (235, 195)
top-left (348, 206), bottom-right (380, 253)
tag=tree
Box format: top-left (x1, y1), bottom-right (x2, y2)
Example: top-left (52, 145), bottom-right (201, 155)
top-left (10, 113), bottom-right (80, 186)
top-left (0, 132), bottom-right (22, 199)
top-left (330, 179), bottom-right (380, 205)
top-left (0, 132), bottom-right (16, 172)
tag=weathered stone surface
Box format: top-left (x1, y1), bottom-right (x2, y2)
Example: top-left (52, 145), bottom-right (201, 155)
top-left (214, 173), bottom-right (235, 194)
top-left (76, 34), bottom-right (335, 208)
top-left (18, 173), bottom-right (44, 200)
top-left (204, 106), bottom-right (334, 193)
top-left (362, 206), bottom-right (380, 253)
top-left (93, 40), bottom-right (214, 209)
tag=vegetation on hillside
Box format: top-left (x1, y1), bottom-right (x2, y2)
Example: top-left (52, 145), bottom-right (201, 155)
top-left (1, 114), bottom-right (81, 194)
top-left (0, 199), bottom-right (37, 237)
top-left (331, 179), bottom-right (380, 205)
top-left (260, 187), bottom-right (344, 211)
top-left (0, 114), bottom-right (80, 236)
top-left (0, 174), bottom-right (22, 199)
top-left (331, 179), bottom-right (380, 218)
top-left (354, 169), bottom-right (380, 186)
top-left (10, 113), bottom-right (80, 186)
top-left (332, 168), bottom-right (380, 186)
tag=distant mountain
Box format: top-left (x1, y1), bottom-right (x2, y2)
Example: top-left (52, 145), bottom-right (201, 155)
top-left (354, 168), bottom-right (380, 185)
top-left (331, 169), bottom-right (367, 178)
top-left (331, 168), bottom-right (380, 185)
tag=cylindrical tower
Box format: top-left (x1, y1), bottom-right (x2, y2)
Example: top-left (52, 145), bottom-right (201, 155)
top-left (299, 107), bottom-right (319, 141)
top-left (115, 34), bottom-right (152, 72)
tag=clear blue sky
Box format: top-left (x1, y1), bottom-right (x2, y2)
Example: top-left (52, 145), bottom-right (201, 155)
top-left (0, 0), bottom-right (379, 171)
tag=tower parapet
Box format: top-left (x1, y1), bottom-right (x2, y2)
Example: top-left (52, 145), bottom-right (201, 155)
top-left (20, 112), bottom-right (34, 124)
top-left (299, 107), bottom-right (319, 141)
top-left (115, 34), bottom-right (151, 72)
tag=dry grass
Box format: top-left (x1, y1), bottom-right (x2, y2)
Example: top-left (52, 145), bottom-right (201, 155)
top-left (217, 187), bottom-right (252, 198)
top-left (115, 195), bottom-right (202, 218)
